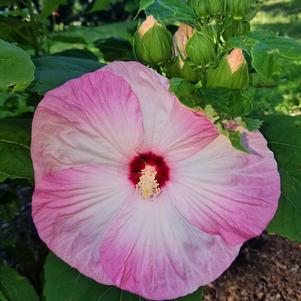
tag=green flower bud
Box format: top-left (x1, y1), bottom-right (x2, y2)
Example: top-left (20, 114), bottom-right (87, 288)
top-left (188, 0), bottom-right (224, 18)
top-left (188, 0), bottom-right (207, 18)
top-left (225, 0), bottom-right (250, 20)
top-left (223, 21), bottom-right (250, 40)
top-left (166, 58), bottom-right (201, 82)
top-left (133, 16), bottom-right (173, 66)
top-left (186, 31), bottom-right (216, 67)
top-left (207, 48), bottom-right (249, 89)
top-left (167, 23), bottom-right (200, 82)
top-left (173, 23), bottom-right (194, 59)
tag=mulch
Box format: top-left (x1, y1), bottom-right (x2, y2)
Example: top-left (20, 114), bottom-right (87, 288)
top-left (203, 234), bottom-right (301, 301)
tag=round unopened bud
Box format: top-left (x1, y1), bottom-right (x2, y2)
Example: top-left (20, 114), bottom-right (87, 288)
top-left (133, 16), bottom-right (173, 66)
top-left (188, 0), bottom-right (207, 18)
top-left (207, 48), bottom-right (249, 89)
top-left (188, 0), bottom-right (224, 18)
top-left (225, 0), bottom-right (250, 20)
top-left (186, 31), bottom-right (216, 67)
top-left (166, 58), bottom-right (201, 82)
top-left (173, 23), bottom-right (194, 59)
top-left (223, 21), bottom-right (250, 40)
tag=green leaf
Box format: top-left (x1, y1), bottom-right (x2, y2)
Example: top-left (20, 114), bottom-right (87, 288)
top-left (44, 253), bottom-right (203, 301)
top-left (44, 253), bottom-right (145, 301)
top-left (200, 88), bottom-right (253, 118)
top-left (144, 0), bottom-right (197, 23)
top-left (251, 43), bottom-right (280, 78)
top-left (228, 131), bottom-right (250, 153)
top-left (169, 78), bottom-right (200, 108)
top-left (50, 22), bottom-right (134, 44)
top-left (40, 0), bottom-right (67, 19)
top-left (0, 265), bottom-right (39, 301)
top-left (95, 38), bottom-right (134, 61)
top-left (261, 114), bottom-right (301, 242)
top-left (90, 0), bottom-right (121, 12)
top-left (229, 31), bottom-right (301, 79)
top-left (0, 118), bottom-right (33, 182)
top-left (248, 31), bottom-right (301, 60)
top-left (242, 117), bottom-right (262, 131)
top-left (30, 56), bottom-right (103, 95)
top-left (0, 39), bottom-right (35, 92)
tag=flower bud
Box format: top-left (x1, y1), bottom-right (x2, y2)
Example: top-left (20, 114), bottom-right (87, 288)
top-left (166, 58), bottom-right (201, 82)
top-left (186, 31), bottom-right (216, 67)
top-left (168, 24), bottom-right (200, 82)
top-left (223, 21), bottom-right (250, 40)
top-left (225, 0), bottom-right (250, 20)
top-left (188, 0), bottom-right (207, 18)
top-left (207, 48), bottom-right (249, 89)
top-left (133, 16), bottom-right (173, 66)
top-left (173, 23), bottom-right (194, 59)
top-left (188, 0), bottom-right (224, 18)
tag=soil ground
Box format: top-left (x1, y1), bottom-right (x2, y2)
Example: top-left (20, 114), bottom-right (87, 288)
top-left (203, 234), bottom-right (301, 301)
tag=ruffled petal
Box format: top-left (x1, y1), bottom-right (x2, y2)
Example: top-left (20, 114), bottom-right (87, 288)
top-left (169, 131), bottom-right (281, 245)
top-left (32, 165), bottom-right (132, 285)
top-left (104, 62), bottom-right (218, 161)
top-left (31, 69), bottom-right (143, 179)
top-left (100, 192), bottom-right (240, 300)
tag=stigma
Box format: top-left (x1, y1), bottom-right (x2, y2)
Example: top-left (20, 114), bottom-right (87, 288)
top-left (136, 165), bottom-right (161, 200)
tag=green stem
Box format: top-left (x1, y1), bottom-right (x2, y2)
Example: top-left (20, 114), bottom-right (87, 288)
top-left (26, 0), bottom-right (40, 56)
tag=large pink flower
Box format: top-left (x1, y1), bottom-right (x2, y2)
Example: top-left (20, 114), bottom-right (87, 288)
top-left (31, 61), bottom-right (280, 300)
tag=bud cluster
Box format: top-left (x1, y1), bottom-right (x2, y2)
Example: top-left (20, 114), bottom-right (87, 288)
top-left (133, 0), bottom-right (260, 89)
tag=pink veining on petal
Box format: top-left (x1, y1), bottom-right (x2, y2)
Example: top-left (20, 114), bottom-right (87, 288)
top-left (104, 61), bottom-right (219, 161)
top-left (31, 61), bottom-right (281, 301)
top-left (31, 68), bottom-right (144, 180)
top-left (169, 130), bottom-right (281, 245)
top-left (100, 192), bottom-right (241, 300)
top-left (32, 165), bottom-right (132, 285)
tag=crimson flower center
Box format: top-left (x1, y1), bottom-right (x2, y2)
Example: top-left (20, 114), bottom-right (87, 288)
top-left (129, 152), bottom-right (170, 200)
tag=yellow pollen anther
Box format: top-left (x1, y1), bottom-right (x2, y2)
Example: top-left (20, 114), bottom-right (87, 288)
top-left (136, 165), bottom-right (161, 200)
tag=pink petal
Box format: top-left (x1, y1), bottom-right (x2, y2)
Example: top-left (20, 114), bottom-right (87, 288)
top-left (32, 165), bottom-right (132, 285)
top-left (104, 61), bottom-right (218, 161)
top-left (169, 131), bottom-right (281, 245)
top-left (31, 69), bottom-right (143, 179)
top-left (100, 192), bottom-right (240, 300)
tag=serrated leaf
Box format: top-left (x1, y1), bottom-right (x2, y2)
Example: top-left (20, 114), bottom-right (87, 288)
top-left (0, 265), bottom-right (39, 301)
top-left (0, 118), bottom-right (33, 182)
top-left (261, 114), bottom-right (301, 242)
top-left (0, 39), bottom-right (35, 92)
top-left (44, 253), bottom-right (203, 301)
top-left (30, 56), bottom-right (103, 95)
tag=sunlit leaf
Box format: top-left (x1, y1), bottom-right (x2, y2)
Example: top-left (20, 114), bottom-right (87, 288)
top-left (0, 39), bottom-right (35, 92)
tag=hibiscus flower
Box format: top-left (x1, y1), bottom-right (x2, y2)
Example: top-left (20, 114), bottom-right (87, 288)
top-left (31, 61), bottom-right (280, 300)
